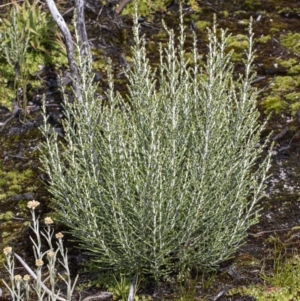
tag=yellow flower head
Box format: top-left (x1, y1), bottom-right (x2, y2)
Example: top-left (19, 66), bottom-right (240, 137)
top-left (27, 200), bottom-right (40, 210)
top-left (35, 259), bottom-right (44, 267)
top-left (44, 217), bottom-right (54, 225)
top-left (23, 274), bottom-right (31, 281)
top-left (3, 246), bottom-right (12, 255)
top-left (14, 275), bottom-right (22, 282)
top-left (47, 250), bottom-right (55, 258)
top-left (55, 232), bottom-right (64, 240)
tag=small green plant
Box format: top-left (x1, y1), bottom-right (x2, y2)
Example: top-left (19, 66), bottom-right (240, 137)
top-left (0, 7), bottom-right (30, 115)
top-left (109, 274), bottom-right (132, 300)
top-left (262, 235), bottom-right (300, 293)
top-left (0, 0), bottom-right (65, 112)
top-left (1, 0), bottom-right (63, 54)
top-left (40, 12), bottom-right (271, 282)
top-left (2, 200), bottom-right (78, 301)
top-left (175, 274), bottom-right (199, 301)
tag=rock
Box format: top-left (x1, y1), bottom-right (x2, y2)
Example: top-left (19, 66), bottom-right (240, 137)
top-left (11, 192), bottom-right (35, 201)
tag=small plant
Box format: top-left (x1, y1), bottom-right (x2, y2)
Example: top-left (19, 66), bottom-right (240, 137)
top-left (0, 0), bottom-right (65, 114)
top-left (1, 0), bottom-right (63, 54)
top-left (109, 274), bottom-right (131, 300)
top-left (2, 200), bottom-right (78, 301)
top-left (0, 7), bottom-right (30, 116)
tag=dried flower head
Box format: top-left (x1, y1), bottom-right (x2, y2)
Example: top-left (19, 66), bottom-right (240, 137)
top-left (23, 274), bottom-right (30, 281)
top-left (3, 246), bottom-right (12, 255)
top-left (55, 232), bottom-right (64, 239)
top-left (14, 275), bottom-right (22, 282)
top-left (44, 217), bottom-right (54, 225)
top-left (27, 200), bottom-right (40, 210)
top-left (47, 250), bottom-right (55, 258)
top-left (35, 259), bottom-right (44, 267)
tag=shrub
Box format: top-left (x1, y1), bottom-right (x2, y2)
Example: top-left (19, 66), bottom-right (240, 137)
top-left (40, 13), bottom-right (271, 281)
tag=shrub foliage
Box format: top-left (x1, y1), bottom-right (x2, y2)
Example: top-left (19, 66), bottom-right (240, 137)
top-left (40, 14), bottom-right (271, 281)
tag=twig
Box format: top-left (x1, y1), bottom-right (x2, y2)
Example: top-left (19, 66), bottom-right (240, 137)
top-left (272, 126), bottom-right (289, 141)
top-left (0, 1), bottom-right (23, 8)
top-left (44, 0), bottom-right (82, 102)
top-left (115, 0), bottom-right (132, 14)
top-left (212, 286), bottom-right (233, 301)
top-left (251, 76), bottom-right (266, 84)
top-left (248, 228), bottom-right (292, 237)
top-left (96, 4), bottom-right (104, 21)
top-left (81, 292), bottom-right (113, 301)
top-left (127, 274), bottom-right (137, 301)
top-left (0, 101), bottom-right (20, 132)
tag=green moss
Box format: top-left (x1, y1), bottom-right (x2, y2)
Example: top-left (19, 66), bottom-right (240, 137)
top-left (184, 52), bottom-right (193, 63)
top-left (233, 10), bottom-right (247, 17)
top-left (194, 21), bottom-right (210, 31)
top-left (156, 29), bottom-right (168, 39)
top-left (188, 0), bottom-right (202, 13)
top-left (0, 211), bottom-right (14, 221)
top-left (237, 19), bottom-right (250, 26)
top-left (269, 20), bottom-right (288, 34)
top-left (0, 59), bottom-right (15, 108)
top-left (262, 74), bottom-right (300, 114)
top-left (278, 7), bottom-right (300, 15)
top-left (288, 65), bottom-right (300, 75)
top-left (0, 179), bottom-right (7, 186)
top-left (121, 0), bottom-right (200, 16)
top-left (92, 59), bottom-right (107, 72)
top-left (271, 76), bottom-right (300, 93)
top-left (243, 0), bottom-right (261, 9)
top-left (46, 48), bottom-right (68, 68)
top-left (25, 186), bottom-right (37, 192)
top-left (269, 27), bottom-right (280, 35)
top-left (279, 58), bottom-right (298, 68)
top-left (285, 92), bottom-right (300, 103)
top-left (262, 95), bottom-right (288, 114)
top-left (227, 34), bottom-right (249, 49)
top-left (24, 52), bottom-right (46, 75)
top-left (2, 231), bottom-right (12, 238)
top-left (280, 32), bottom-right (300, 56)
top-left (8, 184), bottom-right (23, 195)
top-left (226, 34), bottom-right (249, 61)
top-left (121, 0), bottom-right (172, 16)
top-left (221, 11), bottom-right (229, 18)
top-left (0, 167), bottom-right (36, 202)
top-left (256, 35), bottom-right (271, 44)
top-left (290, 102), bottom-right (300, 115)
top-left (190, 14), bottom-right (199, 21)
top-left (278, 59), bottom-right (300, 75)
top-left (277, 7), bottom-right (292, 14)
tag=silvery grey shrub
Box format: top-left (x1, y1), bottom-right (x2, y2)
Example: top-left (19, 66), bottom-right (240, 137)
top-left (40, 13), bottom-right (271, 281)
